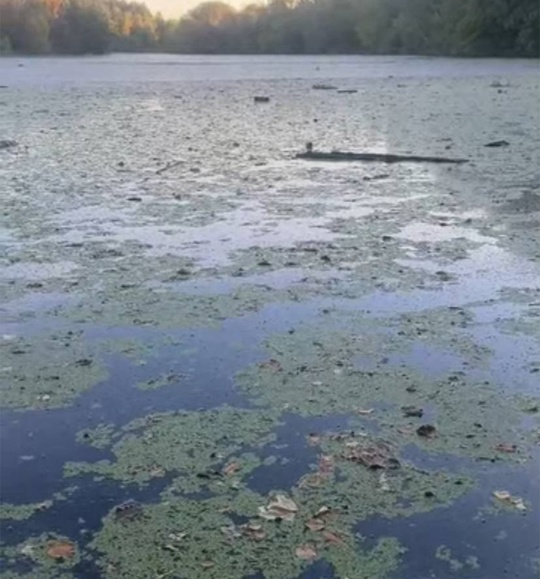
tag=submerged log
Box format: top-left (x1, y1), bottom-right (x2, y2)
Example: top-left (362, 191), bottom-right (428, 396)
top-left (296, 150), bottom-right (469, 164)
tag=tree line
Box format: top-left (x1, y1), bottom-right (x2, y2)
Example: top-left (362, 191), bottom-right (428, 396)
top-left (1, 0), bottom-right (538, 56)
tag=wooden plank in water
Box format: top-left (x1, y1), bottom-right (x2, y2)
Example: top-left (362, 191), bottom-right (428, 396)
top-left (296, 151), bottom-right (469, 164)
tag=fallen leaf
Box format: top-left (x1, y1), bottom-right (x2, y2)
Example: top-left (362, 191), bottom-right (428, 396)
top-left (220, 525), bottom-right (241, 541)
top-left (201, 561), bottom-right (215, 569)
top-left (258, 494), bottom-right (298, 521)
top-left (416, 424), bottom-right (437, 438)
top-left (241, 523), bottom-right (266, 541)
top-left (323, 531), bottom-right (343, 545)
top-left (149, 466), bottom-right (166, 478)
top-left (397, 426), bottom-right (414, 435)
top-left (317, 455), bottom-right (335, 475)
top-left (314, 506), bottom-right (332, 518)
top-left (113, 500), bottom-right (144, 523)
top-left (259, 359), bottom-right (282, 371)
top-left (222, 461), bottom-right (241, 476)
top-left (357, 408), bottom-right (374, 416)
top-left (46, 540), bottom-right (75, 560)
top-left (36, 500), bottom-right (52, 511)
top-left (495, 443), bottom-right (517, 453)
top-left (20, 544), bottom-right (34, 557)
top-left (343, 441), bottom-right (400, 470)
top-left (298, 473), bottom-right (327, 489)
top-left (493, 490), bottom-right (526, 511)
top-left (307, 433), bottom-right (321, 446)
top-left (401, 405), bottom-right (424, 418)
top-left (295, 544), bottom-right (318, 560)
top-left (305, 518), bottom-right (325, 532)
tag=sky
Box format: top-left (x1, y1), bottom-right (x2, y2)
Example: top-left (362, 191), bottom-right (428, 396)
top-left (146, 0), bottom-right (248, 18)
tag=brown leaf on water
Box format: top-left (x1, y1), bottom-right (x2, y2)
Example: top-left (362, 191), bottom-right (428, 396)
top-left (307, 433), bottom-right (321, 446)
top-left (493, 490), bottom-right (526, 511)
top-left (416, 424), bottom-right (437, 439)
top-left (259, 358), bottom-right (282, 371)
top-left (201, 560), bottom-right (215, 569)
top-left (295, 544), bottom-right (318, 560)
top-left (317, 455), bottom-right (335, 475)
top-left (149, 466), bottom-right (166, 478)
top-left (495, 443), bottom-right (517, 453)
top-left (305, 518), bottom-right (325, 532)
top-left (258, 494), bottom-right (298, 521)
top-left (314, 506), bottom-right (332, 518)
top-left (241, 523), bottom-right (266, 542)
top-left (46, 540), bottom-right (76, 560)
top-left (397, 426), bottom-right (414, 435)
top-left (222, 461), bottom-right (241, 476)
top-left (298, 472), bottom-right (327, 489)
top-left (343, 441), bottom-right (400, 470)
top-left (323, 531), bottom-right (343, 545)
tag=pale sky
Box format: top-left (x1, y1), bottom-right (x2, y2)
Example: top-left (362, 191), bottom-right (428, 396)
top-left (147, 0), bottom-right (249, 18)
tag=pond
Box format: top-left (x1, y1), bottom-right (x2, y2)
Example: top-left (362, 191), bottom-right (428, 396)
top-left (0, 54), bottom-right (539, 579)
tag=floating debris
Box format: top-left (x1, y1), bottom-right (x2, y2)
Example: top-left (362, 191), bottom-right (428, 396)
top-left (222, 461), bottom-right (241, 476)
top-left (484, 140), bottom-right (510, 147)
top-left (240, 523), bottom-right (266, 541)
top-left (46, 539), bottom-right (76, 560)
top-left (305, 518), bottom-right (325, 532)
top-left (113, 500), bottom-right (144, 523)
top-left (296, 149), bottom-right (469, 163)
top-left (402, 405), bottom-right (424, 418)
top-left (343, 441), bottom-right (400, 470)
top-left (416, 424), bottom-right (437, 438)
top-left (258, 494), bottom-right (298, 521)
top-left (493, 490), bottom-right (526, 511)
top-left (295, 543), bottom-right (318, 560)
top-left (0, 139), bottom-right (17, 149)
top-left (323, 530), bottom-right (344, 545)
top-left (495, 443), bottom-right (517, 453)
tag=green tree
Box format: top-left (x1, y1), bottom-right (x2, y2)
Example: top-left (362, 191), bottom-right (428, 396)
top-left (51, 0), bottom-right (110, 54)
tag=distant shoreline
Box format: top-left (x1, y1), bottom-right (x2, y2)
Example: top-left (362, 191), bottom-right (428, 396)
top-left (2, 52), bottom-right (539, 59)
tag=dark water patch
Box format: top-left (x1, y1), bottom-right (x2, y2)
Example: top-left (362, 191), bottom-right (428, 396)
top-left (247, 413), bottom-right (356, 494)
top-left (358, 453), bottom-right (540, 579)
top-left (501, 191), bottom-right (540, 214)
top-left (0, 322), bottom-right (265, 505)
top-left (0, 476), bottom-right (172, 578)
top-left (369, 344), bottom-right (467, 378)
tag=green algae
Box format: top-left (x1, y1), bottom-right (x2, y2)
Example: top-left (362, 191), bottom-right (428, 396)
top-left (76, 423), bottom-right (116, 449)
top-left (235, 322), bottom-right (537, 462)
top-left (435, 545), bottom-right (480, 572)
top-left (90, 489), bottom-right (404, 579)
top-left (294, 436), bottom-right (474, 523)
top-left (0, 572), bottom-right (74, 579)
top-left (0, 501), bottom-right (52, 521)
top-left (164, 451), bottom-right (263, 495)
top-left (0, 331), bottom-right (107, 410)
top-left (63, 284), bottom-right (291, 329)
top-left (1, 70), bottom-right (540, 579)
top-left (65, 407), bottom-right (279, 485)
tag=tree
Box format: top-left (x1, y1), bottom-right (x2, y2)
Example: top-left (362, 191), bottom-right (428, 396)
top-left (51, 0), bottom-right (110, 54)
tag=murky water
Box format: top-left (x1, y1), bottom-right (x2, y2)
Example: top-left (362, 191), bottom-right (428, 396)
top-left (1, 55), bottom-right (539, 579)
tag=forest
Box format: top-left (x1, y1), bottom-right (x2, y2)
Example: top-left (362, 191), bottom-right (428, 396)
top-left (0, 0), bottom-right (538, 57)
